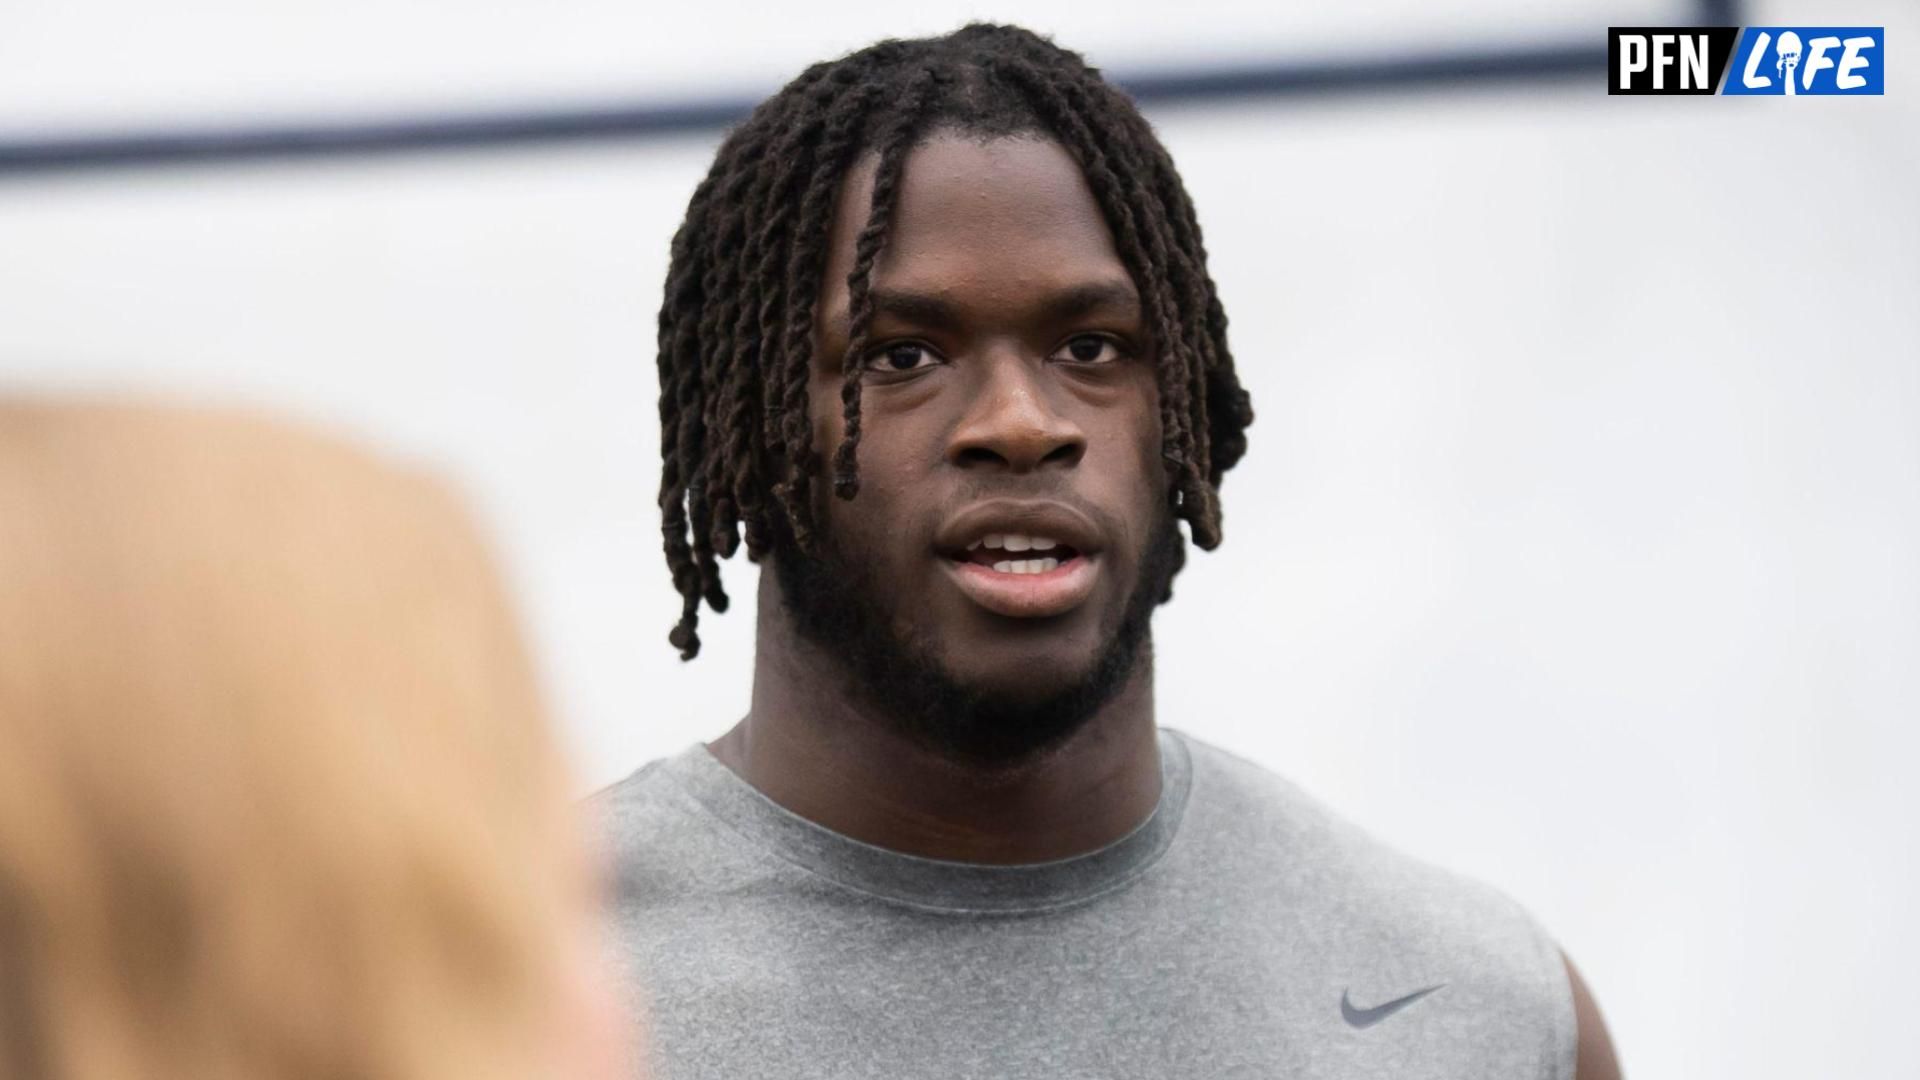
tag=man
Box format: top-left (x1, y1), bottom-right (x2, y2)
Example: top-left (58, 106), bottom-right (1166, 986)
top-left (600, 23), bottom-right (1620, 1079)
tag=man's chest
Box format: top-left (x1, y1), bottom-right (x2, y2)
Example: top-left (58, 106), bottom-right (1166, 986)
top-left (618, 898), bottom-right (1549, 1080)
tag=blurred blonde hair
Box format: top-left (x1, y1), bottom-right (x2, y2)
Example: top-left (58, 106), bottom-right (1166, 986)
top-left (0, 400), bottom-right (580, 1080)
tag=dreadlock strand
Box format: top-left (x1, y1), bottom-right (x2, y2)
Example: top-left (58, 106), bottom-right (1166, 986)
top-left (831, 67), bottom-right (943, 501)
top-left (731, 69), bottom-right (858, 557)
top-left (658, 176), bottom-right (724, 657)
top-left (710, 114), bottom-right (806, 560)
top-left (1127, 122), bottom-right (1223, 481)
top-left (1146, 141), bottom-right (1255, 480)
top-left (701, 125), bottom-right (778, 561)
top-left (776, 78), bottom-right (891, 539)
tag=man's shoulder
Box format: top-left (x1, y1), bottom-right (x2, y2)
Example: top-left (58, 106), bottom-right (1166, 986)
top-left (1168, 728), bottom-right (1571, 1014)
top-left (1166, 726), bottom-right (1405, 876)
top-left (584, 748), bottom-right (744, 885)
top-left (585, 752), bottom-right (690, 844)
top-left (587, 751), bottom-right (684, 817)
top-left (1171, 726), bottom-right (1521, 903)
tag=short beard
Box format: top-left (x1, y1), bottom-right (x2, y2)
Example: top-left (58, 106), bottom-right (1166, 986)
top-left (770, 504), bottom-right (1184, 768)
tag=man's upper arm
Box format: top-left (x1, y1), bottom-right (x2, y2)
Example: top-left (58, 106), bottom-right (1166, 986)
top-left (1562, 951), bottom-right (1622, 1080)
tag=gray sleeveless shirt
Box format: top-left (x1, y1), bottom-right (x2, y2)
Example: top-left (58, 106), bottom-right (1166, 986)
top-left (595, 728), bottom-right (1576, 1079)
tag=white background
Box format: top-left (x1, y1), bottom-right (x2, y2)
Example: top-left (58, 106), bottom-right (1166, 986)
top-left (3, 2), bottom-right (1916, 1077)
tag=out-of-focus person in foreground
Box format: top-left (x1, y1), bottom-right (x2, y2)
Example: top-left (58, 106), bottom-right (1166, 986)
top-left (0, 400), bottom-right (634, 1080)
top-left (602, 22), bottom-right (1618, 1080)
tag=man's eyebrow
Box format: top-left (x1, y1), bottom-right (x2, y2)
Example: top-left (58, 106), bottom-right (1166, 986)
top-left (863, 289), bottom-right (966, 332)
top-left (844, 279), bottom-right (1143, 333)
top-left (1033, 279), bottom-right (1143, 322)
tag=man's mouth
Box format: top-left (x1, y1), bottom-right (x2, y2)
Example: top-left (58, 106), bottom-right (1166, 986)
top-left (944, 533), bottom-right (1099, 618)
top-left (957, 533), bottom-right (1083, 575)
top-left (934, 501), bottom-right (1106, 619)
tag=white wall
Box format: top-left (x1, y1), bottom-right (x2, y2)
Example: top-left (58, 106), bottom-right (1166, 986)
top-left (2, 3), bottom-right (1915, 1078)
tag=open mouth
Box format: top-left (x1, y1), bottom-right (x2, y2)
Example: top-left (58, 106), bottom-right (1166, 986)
top-left (934, 503), bottom-right (1104, 619)
top-left (955, 532), bottom-right (1085, 576)
top-left (942, 531), bottom-right (1099, 619)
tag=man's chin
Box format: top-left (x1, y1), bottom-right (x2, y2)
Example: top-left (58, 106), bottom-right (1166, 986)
top-left (770, 508), bottom-right (1178, 768)
top-left (930, 656), bottom-right (1106, 719)
top-left (882, 662), bottom-right (1135, 767)
top-left (834, 613), bottom-right (1153, 767)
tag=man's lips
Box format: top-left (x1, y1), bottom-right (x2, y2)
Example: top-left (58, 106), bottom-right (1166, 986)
top-left (933, 499), bottom-right (1107, 619)
top-left (934, 499), bottom-right (1103, 561)
top-left (940, 552), bottom-right (1100, 619)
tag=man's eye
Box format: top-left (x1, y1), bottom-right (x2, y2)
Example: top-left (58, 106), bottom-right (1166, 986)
top-left (866, 342), bottom-right (940, 372)
top-left (1055, 335), bottom-right (1124, 364)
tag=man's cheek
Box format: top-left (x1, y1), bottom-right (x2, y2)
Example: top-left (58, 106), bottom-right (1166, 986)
top-left (820, 498), bottom-right (895, 573)
top-left (807, 382), bottom-right (846, 460)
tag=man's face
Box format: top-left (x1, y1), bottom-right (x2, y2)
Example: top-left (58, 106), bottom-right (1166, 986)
top-left (776, 131), bottom-right (1176, 762)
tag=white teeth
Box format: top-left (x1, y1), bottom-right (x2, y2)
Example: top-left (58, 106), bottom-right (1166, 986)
top-left (972, 532), bottom-right (1060, 554)
top-left (988, 557), bottom-right (1062, 576)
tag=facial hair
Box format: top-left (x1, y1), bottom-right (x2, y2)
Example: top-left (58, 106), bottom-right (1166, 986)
top-left (770, 500), bottom-right (1184, 768)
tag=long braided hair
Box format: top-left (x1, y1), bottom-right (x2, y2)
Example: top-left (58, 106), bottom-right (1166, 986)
top-left (657, 23), bottom-right (1254, 659)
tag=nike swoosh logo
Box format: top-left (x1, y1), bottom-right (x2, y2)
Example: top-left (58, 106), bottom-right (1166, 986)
top-left (1340, 984), bottom-right (1446, 1028)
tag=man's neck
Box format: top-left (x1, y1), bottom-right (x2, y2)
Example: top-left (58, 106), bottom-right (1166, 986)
top-left (706, 569), bottom-right (1162, 865)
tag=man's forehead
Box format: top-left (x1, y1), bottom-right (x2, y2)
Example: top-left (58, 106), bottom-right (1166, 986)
top-left (819, 134), bottom-right (1134, 323)
top-left (890, 140), bottom-right (1110, 241)
top-left (821, 277), bottom-right (1142, 335)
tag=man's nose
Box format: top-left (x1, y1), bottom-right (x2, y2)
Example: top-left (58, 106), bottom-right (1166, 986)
top-left (945, 351), bottom-right (1087, 473)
